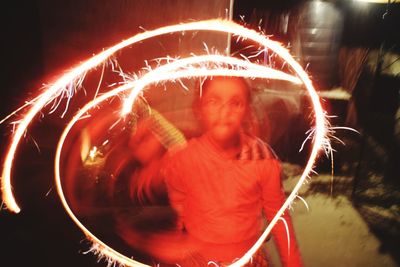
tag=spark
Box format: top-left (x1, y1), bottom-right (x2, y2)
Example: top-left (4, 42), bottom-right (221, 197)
top-left (2, 19), bottom-right (328, 267)
top-left (45, 187), bottom-right (53, 197)
top-left (278, 217), bottom-right (291, 256)
top-left (108, 118), bottom-right (123, 131)
top-left (121, 54), bottom-right (301, 115)
top-left (323, 125), bottom-right (359, 195)
top-left (295, 195), bottom-right (309, 212)
top-left (94, 62), bottom-right (106, 100)
top-left (30, 136), bottom-right (41, 154)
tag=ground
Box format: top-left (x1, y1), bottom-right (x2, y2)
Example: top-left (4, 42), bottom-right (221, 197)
top-left (265, 165), bottom-right (399, 267)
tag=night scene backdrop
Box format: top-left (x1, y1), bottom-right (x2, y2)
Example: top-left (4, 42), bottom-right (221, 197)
top-left (1, 1), bottom-right (400, 266)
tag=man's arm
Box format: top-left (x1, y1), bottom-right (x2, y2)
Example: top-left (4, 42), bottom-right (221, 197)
top-left (162, 153), bottom-right (187, 230)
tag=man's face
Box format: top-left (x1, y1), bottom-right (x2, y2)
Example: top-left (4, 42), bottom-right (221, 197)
top-left (199, 78), bottom-right (248, 144)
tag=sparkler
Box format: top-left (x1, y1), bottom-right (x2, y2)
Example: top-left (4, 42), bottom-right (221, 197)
top-left (1, 19), bottom-right (328, 267)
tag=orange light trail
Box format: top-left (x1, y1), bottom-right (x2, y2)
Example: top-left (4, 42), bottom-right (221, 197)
top-left (53, 64), bottom-right (302, 267)
top-left (2, 20), bottom-right (303, 213)
top-left (1, 19), bottom-right (328, 267)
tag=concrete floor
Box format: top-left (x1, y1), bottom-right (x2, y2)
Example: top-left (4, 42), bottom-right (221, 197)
top-left (266, 193), bottom-right (398, 267)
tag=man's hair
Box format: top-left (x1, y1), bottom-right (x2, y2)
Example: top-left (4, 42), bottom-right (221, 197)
top-left (195, 76), bottom-right (251, 101)
top-left (192, 76), bottom-right (259, 137)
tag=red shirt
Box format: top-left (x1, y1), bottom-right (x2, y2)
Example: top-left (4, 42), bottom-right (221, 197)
top-left (163, 136), bottom-right (303, 266)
